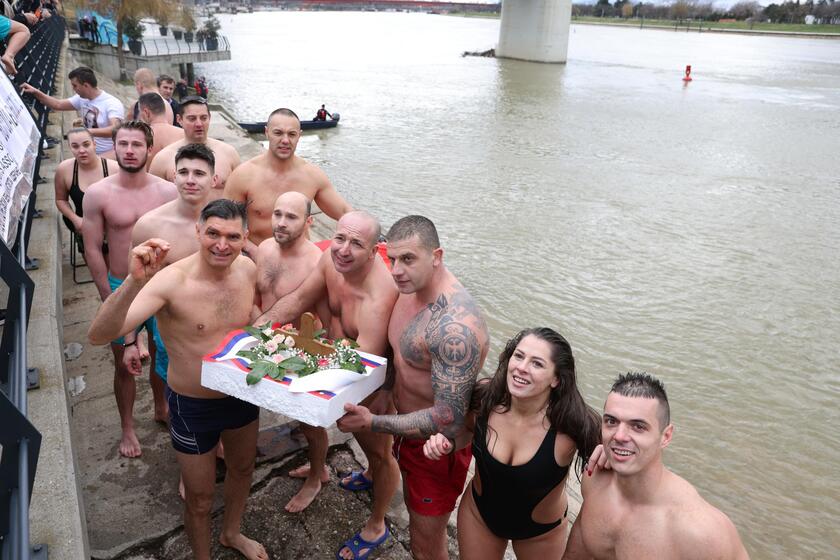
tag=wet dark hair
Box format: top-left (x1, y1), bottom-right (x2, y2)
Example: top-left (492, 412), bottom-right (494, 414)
top-left (268, 107), bottom-right (300, 123)
top-left (175, 143), bottom-right (216, 170)
top-left (200, 199), bottom-right (247, 228)
top-left (610, 372), bottom-right (671, 430)
top-left (68, 66), bottom-right (97, 87)
top-left (179, 95), bottom-right (210, 115)
top-left (138, 92), bottom-right (166, 115)
top-left (474, 327), bottom-right (601, 479)
top-left (111, 120), bottom-right (154, 148)
top-left (386, 215), bottom-right (440, 250)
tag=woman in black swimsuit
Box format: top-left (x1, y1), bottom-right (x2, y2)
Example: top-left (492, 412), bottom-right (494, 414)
top-left (54, 127), bottom-right (116, 250)
top-left (424, 327), bottom-right (600, 559)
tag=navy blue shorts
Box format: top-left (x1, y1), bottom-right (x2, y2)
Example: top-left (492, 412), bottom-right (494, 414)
top-left (166, 386), bottom-right (259, 455)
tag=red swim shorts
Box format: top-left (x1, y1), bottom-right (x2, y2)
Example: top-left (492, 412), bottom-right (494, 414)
top-left (393, 436), bottom-right (472, 516)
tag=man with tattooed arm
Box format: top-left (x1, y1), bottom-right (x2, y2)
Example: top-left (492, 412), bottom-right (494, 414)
top-left (338, 215), bottom-right (489, 560)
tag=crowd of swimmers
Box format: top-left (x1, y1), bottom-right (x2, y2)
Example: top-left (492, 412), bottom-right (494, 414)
top-left (30, 64), bottom-right (750, 559)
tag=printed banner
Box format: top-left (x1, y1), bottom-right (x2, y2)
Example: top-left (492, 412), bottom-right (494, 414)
top-left (0, 74), bottom-right (40, 247)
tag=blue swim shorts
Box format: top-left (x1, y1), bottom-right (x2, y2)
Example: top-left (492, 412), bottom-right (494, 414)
top-left (107, 273), bottom-right (169, 380)
top-left (0, 16), bottom-right (11, 42)
top-left (166, 386), bottom-right (259, 455)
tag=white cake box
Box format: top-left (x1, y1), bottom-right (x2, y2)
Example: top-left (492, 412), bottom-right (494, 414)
top-left (201, 329), bottom-right (386, 428)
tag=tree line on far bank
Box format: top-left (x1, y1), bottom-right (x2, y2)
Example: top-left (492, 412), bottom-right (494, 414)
top-left (573, 0), bottom-right (840, 25)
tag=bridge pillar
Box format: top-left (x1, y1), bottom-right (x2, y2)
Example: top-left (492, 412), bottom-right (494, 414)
top-left (496, 0), bottom-right (572, 63)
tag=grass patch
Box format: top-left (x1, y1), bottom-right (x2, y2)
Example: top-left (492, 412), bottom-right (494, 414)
top-left (572, 16), bottom-right (840, 34)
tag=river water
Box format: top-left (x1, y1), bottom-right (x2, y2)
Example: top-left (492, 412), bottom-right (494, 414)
top-left (197, 12), bottom-right (840, 558)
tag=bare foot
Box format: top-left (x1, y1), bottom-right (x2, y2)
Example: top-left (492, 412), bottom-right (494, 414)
top-left (119, 430), bottom-right (142, 458)
top-left (289, 462), bottom-right (330, 482)
top-left (178, 475), bottom-right (185, 501)
top-left (220, 533), bottom-right (268, 560)
top-left (1, 55), bottom-right (17, 76)
top-left (284, 477), bottom-right (322, 513)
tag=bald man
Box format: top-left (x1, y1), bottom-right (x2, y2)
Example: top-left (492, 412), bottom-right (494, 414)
top-left (254, 192), bottom-right (322, 325)
top-left (255, 211), bottom-right (400, 556)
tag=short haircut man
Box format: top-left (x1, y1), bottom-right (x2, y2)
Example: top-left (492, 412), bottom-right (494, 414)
top-left (157, 74), bottom-right (175, 88)
top-left (111, 120), bottom-right (154, 148)
top-left (175, 142), bottom-right (216, 169)
top-left (68, 66), bottom-right (97, 87)
top-left (179, 95), bottom-right (209, 116)
top-left (385, 214), bottom-right (438, 249)
top-left (138, 92), bottom-right (167, 116)
top-left (562, 372), bottom-right (749, 560)
top-left (201, 198), bottom-right (247, 227)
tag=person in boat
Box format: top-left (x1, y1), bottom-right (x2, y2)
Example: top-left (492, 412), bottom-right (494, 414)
top-left (563, 372), bottom-right (750, 560)
top-left (422, 327), bottom-right (600, 559)
top-left (314, 104), bottom-right (332, 121)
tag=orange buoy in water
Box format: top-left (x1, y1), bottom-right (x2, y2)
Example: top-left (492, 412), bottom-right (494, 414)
top-left (683, 64), bottom-right (693, 82)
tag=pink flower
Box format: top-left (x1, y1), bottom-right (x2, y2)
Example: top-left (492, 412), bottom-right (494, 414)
top-left (340, 339), bottom-right (352, 348)
top-left (271, 354), bottom-right (285, 364)
top-left (284, 336), bottom-right (296, 348)
top-left (280, 323), bottom-right (296, 332)
top-left (271, 334), bottom-right (286, 346)
top-left (317, 358), bottom-right (330, 368)
top-left (265, 340), bottom-right (278, 353)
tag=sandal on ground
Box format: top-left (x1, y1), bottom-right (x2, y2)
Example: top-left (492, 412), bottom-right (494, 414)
top-left (338, 470), bottom-right (373, 491)
top-left (335, 526), bottom-right (390, 560)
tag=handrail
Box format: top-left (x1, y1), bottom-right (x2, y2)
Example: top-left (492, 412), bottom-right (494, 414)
top-left (138, 35), bottom-right (231, 57)
top-left (0, 14), bottom-right (63, 560)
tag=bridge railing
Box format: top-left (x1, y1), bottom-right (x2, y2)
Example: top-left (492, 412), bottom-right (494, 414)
top-left (137, 35), bottom-right (231, 57)
top-left (0, 14), bottom-right (65, 560)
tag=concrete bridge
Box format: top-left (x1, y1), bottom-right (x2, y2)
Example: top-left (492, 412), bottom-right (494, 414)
top-left (271, 0), bottom-right (573, 63)
top-left (496, 0), bottom-right (572, 63)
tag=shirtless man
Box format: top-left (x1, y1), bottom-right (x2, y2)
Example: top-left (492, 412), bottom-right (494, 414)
top-left (131, 67), bottom-right (175, 123)
top-left (254, 192), bottom-right (322, 327)
top-left (88, 200), bottom-right (267, 560)
top-left (223, 108), bottom-right (352, 255)
top-left (82, 121), bottom-right (178, 458)
top-left (137, 92), bottom-right (184, 168)
top-left (255, 211), bottom-right (400, 557)
top-left (129, 143), bottom-right (217, 379)
top-left (563, 373), bottom-right (749, 560)
top-left (338, 215), bottom-right (490, 560)
top-left (150, 96), bottom-right (240, 201)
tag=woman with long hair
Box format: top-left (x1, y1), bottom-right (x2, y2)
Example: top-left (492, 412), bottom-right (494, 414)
top-left (424, 327), bottom-right (600, 559)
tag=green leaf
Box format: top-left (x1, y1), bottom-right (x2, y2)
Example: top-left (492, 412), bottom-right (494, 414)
top-left (243, 325), bottom-right (270, 342)
top-left (278, 356), bottom-right (308, 372)
top-left (236, 349), bottom-right (262, 361)
top-left (246, 369), bottom-right (264, 385)
top-left (313, 328), bottom-right (327, 339)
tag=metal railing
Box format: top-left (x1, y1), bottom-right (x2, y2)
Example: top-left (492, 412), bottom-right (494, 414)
top-left (0, 14), bottom-right (65, 560)
top-left (137, 35), bottom-right (231, 57)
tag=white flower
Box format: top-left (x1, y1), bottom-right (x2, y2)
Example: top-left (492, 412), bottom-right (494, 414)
top-left (272, 334), bottom-right (286, 346)
top-left (285, 336), bottom-right (295, 347)
top-left (340, 339), bottom-right (351, 348)
top-left (262, 328), bottom-right (274, 337)
top-left (271, 353), bottom-right (285, 364)
top-left (265, 340), bottom-right (278, 353)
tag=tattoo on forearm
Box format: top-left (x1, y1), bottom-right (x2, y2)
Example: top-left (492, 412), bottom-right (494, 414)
top-left (380, 292), bottom-right (486, 440)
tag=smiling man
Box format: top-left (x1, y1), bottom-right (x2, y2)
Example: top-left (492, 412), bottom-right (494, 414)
top-left (82, 121), bottom-right (178, 458)
top-left (563, 372), bottom-right (749, 560)
top-left (223, 108), bottom-right (352, 256)
top-left (149, 96), bottom-right (240, 201)
top-left (88, 200), bottom-right (266, 560)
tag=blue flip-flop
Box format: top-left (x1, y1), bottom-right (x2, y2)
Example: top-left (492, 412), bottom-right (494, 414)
top-left (335, 526), bottom-right (390, 560)
top-left (338, 470), bottom-right (373, 492)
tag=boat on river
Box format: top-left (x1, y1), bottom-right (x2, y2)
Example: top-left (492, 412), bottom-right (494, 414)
top-left (238, 113), bottom-right (340, 134)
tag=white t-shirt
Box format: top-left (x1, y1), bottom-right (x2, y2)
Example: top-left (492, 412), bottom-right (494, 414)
top-left (69, 90), bottom-right (125, 154)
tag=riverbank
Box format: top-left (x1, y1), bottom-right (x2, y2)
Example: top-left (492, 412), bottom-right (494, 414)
top-left (442, 11), bottom-right (840, 38)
